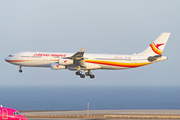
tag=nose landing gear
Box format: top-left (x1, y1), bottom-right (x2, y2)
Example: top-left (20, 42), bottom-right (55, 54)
top-left (19, 66), bottom-right (22, 73)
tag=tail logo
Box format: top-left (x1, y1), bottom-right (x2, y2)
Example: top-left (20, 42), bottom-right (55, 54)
top-left (154, 43), bottom-right (165, 50)
top-left (150, 42), bottom-right (165, 55)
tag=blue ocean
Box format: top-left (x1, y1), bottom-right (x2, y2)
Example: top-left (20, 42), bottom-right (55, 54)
top-left (0, 86), bottom-right (180, 110)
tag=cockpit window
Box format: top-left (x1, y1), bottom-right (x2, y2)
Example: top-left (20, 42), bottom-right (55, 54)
top-left (8, 55), bottom-right (14, 57)
top-left (13, 112), bottom-right (20, 115)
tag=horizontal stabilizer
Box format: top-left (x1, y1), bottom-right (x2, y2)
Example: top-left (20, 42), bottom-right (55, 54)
top-left (148, 55), bottom-right (162, 62)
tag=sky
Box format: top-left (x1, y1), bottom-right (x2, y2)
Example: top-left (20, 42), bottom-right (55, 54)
top-left (0, 0), bottom-right (180, 86)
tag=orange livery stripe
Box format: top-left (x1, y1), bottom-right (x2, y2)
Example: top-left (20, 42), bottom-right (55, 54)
top-left (150, 43), bottom-right (162, 55)
top-left (6, 59), bottom-right (151, 68)
top-left (85, 60), bottom-right (150, 68)
top-left (5, 60), bottom-right (31, 62)
top-left (6, 59), bottom-right (59, 63)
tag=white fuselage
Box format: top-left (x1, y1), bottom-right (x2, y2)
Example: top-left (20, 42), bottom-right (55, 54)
top-left (4, 33), bottom-right (170, 78)
top-left (5, 51), bottom-right (167, 70)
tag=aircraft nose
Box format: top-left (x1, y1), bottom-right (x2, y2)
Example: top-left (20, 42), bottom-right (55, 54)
top-left (4, 57), bottom-right (8, 62)
top-left (4, 57), bottom-right (10, 62)
top-left (23, 117), bottom-right (27, 120)
top-left (21, 115), bottom-right (27, 120)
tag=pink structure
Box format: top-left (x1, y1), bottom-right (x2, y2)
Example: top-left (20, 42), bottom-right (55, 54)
top-left (0, 106), bottom-right (27, 120)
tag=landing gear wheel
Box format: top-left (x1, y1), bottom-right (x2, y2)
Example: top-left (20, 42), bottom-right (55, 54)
top-left (76, 71), bottom-right (81, 75)
top-left (19, 69), bottom-right (22, 73)
top-left (85, 70), bottom-right (91, 76)
top-left (85, 72), bottom-right (90, 76)
top-left (90, 75), bottom-right (95, 79)
top-left (19, 66), bottom-right (22, 73)
top-left (80, 74), bottom-right (85, 78)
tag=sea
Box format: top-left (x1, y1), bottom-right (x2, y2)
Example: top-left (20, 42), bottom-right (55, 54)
top-left (0, 86), bottom-right (180, 110)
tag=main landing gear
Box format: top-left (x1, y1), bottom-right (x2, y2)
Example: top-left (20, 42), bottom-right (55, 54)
top-left (75, 70), bottom-right (95, 79)
top-left (76, 71), bottom-right (85, 78)
top-left (19, 66), bottom-right (23, 73)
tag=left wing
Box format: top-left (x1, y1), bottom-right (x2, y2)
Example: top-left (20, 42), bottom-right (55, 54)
top-left (68, 47), bottom-right (86, 67)
top-left (71, 47), bottom-right (85, 60)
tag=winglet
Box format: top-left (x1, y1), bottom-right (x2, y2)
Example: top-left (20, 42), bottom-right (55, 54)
top-left (79, 47), bottom-right (85, 52)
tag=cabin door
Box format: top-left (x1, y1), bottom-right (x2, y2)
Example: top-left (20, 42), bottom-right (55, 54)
top-left (131, 56), bottom-right (137, 63)
top-left (2, 109), bottom-right (8, 119)
top-left (91, 56), bottom-right (95, 62)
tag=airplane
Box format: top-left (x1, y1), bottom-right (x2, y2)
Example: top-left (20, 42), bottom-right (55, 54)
top-left (0, 105), bottom-right (27, 120)
top-left (5, 33), bottom-right (170, 79)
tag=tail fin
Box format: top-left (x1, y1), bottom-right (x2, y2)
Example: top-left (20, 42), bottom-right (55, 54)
top-left (138, 33), bottom-right (171, 56)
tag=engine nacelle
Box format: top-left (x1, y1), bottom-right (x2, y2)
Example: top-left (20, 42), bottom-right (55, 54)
top-left (51, 63), bottom-right (66, 70)
top-left (58, 59), bottom-right (74, 65)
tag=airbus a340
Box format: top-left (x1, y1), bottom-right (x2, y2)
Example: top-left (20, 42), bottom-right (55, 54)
top-left (5, 33), bottom-right (170, 79)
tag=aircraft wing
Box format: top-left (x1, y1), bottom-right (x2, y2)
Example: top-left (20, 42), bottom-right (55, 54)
top-left (71, 47), bottom-right (85, 60)
top-left (68, 47), bottom-right (86, 67)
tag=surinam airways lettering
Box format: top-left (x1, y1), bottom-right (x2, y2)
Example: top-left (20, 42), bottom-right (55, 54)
top-left (33, 53), bottom-right (66, 57)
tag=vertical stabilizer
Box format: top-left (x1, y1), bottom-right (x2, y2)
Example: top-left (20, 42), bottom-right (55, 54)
top-left (138, 33), bottom-right (171, 56)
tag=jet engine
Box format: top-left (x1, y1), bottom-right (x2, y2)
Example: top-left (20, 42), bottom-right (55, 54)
top-left (58, 59), bottom-right (74, 65)
top-left (51, 63), bottom-right (66, 70)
